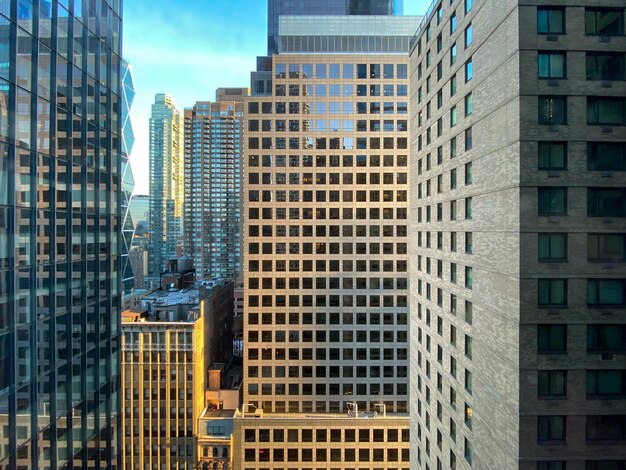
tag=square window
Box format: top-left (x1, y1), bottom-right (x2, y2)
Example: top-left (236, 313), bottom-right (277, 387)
top-left (538, 96), bottom-right (567, 125)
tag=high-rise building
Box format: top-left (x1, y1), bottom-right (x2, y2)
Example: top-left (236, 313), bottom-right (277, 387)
top-left (149, 94), bottom-right (184, 277)
top-left (409, 1), bottom-right (626, 469)
top-left (121, 60), bottom-right (137, 294)
top-left (267, 0), bottom-right (404, 55)
top-left (121, 279), bottom-right (234, 470)
top-left (241, 5), bottom-right (419, 467)
top-left (0, 0), bottom-right (123, 468)
top-left (183, 91), bottom-right (247, 281)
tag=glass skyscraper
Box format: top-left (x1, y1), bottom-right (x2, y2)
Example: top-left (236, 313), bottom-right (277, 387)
top-left (121, 60), bottom-right (136, 295)
top-left (0, 0), bottom-right (122, 468)
top-left (267, 0), bottom-right (404, 54)
top-left (148, 94), bottom-right (184, 278)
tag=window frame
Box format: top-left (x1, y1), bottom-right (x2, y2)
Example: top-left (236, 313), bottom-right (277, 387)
top-left (537, 6), bottom-right (566, 35)
top-left (585, 7), bottom-right (625, 37)
top-left (538, 233), bottom-right (568, 262)
top-left (587, 97), bottom-right (626, 126)
top-left (538, 324), bottom-right (567, 353)
top-left (538, 278), bottom-right (568, 306)
top-left (537, 415), bottom-right (566, 443)
top-left (538, 51), bottom-right (567, 79)
top-left (538, 96), bottom-right (567, 125)
top-left (538, 187), bottom-right (568, 216)
top-left (538, 142), bottom-right (567, 170)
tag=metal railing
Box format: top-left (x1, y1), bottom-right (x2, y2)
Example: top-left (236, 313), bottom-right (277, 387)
top-left (410, 0), bottom-right (439, 51)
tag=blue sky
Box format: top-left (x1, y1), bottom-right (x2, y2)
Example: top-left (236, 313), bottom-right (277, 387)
top-left (124, 0), bottom-right (430, 194)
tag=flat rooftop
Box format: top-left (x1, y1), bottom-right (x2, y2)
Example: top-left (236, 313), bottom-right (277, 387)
top-left (141, 288), bottom-right (201, 307)
top-left (235, 411), bottom-right (409, 420)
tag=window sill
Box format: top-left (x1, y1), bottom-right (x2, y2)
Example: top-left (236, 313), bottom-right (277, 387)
top-left (587, 304), bottom-right (626, 308)
top-left (537, 439), bottom-right (567, 445)
top-left (586, 439), bottom-right (626, 445)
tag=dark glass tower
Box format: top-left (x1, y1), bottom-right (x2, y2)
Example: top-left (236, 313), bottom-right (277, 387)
top-left (0, 0), bottom-right (122, 468)
top-left (267, 0), bottom-right (403, 54)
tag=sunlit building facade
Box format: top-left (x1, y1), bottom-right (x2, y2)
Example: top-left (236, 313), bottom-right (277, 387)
top-left (121, 307), bottom-right (206, 470)
top-left (149, 94), bottom-right (184, 277)
top-left (242, 9), bottom-right (419, 469)
top-left (121, 279), bottom-right (234, 470)
top-left (0, 0), bottom-right (123, 468)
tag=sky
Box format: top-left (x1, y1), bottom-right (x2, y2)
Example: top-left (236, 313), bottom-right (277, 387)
top-left (124, 0), bottom-right (430, 195)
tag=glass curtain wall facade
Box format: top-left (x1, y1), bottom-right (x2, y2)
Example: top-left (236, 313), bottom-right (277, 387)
top-left (267, 0), bottom-right (402, 55)
top-left (183, 98), bottom-right (245, 281)
top-left (0, 0), bottom-right (123, 468)
top-left (120, 60), bottom-right (135, 294)
top-left (148, 94), bottom-right (183, 277)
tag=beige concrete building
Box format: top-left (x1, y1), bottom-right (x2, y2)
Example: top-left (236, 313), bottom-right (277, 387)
top-left (241, 9), bottom-right (420, 469)
top-left (121, 307), bottom-right (207, 470)
top-left (121, 279), bottom-right (235, 469)
top-left (233, 413), bottom-right (410, 470)
top-left (409, 1), bottom-right (626, 469)
top-left (196, 364), bottom-right (243, 470)
top-left (244, 15), bottom-right (419, 416)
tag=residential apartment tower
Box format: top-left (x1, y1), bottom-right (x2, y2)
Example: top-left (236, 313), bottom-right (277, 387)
top-left (409, 1), bottom-right (626, 468)
top-left (149, 94), bottom-right (184, 277)
top-left (183, 90), bottom-right (247, 281)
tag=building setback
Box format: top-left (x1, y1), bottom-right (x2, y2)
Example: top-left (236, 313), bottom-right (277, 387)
top-left (242, 7), bottom-right (419, 468)
top-left (149, 94), bottom-right (184, 277)
top-left (267, 0), bottom-right (403, 55)
top-left (0, 0), bottom-right (123, 467)
top-left (183, 92), bottom-right (246, 281)
top-left (409, 1), bottom-right (626, 469)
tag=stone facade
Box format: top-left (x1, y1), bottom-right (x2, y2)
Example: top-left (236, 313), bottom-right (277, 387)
top-left (410, 1), bottom-right (626, 469)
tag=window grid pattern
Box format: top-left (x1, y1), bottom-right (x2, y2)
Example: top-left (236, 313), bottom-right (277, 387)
top-left (0, 1), bottom-right (123, 468)
top-left (244, 55), bottom-right (410, 415)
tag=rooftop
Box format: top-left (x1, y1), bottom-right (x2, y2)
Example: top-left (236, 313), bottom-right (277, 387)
top-left (234, 410), bottom-right (410, 420)
top-left (141, 288), bottom-right (201, 308)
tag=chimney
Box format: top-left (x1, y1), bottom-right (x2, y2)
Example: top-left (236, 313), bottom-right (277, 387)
top-left (208, 367), bottom-right (222, 391)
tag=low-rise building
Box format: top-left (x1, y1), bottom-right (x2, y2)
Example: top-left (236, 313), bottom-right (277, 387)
top-left (197, 364), bottom-right (243, 470)
top-left (232, 412), bottom-right (410, 470)
top-left (121, 279), bottom-right (235, 470)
